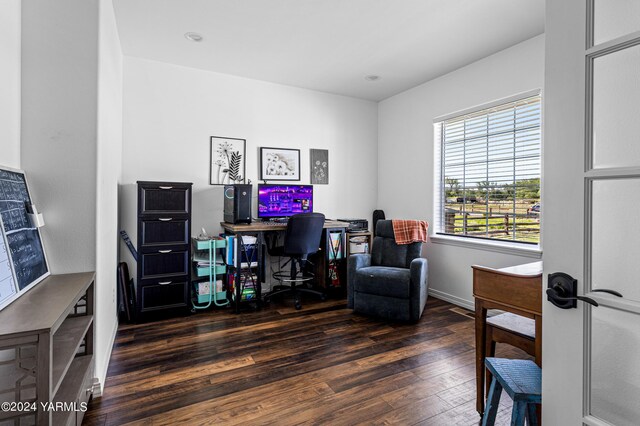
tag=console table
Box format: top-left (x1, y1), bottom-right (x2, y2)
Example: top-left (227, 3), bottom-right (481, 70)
top-left (472, 261), bottom-right (542, 415)
top-left (0, 272), bottom-right (95, 425)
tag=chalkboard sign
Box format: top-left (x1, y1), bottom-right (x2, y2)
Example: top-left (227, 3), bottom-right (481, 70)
top-left (0, 167), bottom-right (49, 311)
top-left (0, 229), bottom-right (17, 308)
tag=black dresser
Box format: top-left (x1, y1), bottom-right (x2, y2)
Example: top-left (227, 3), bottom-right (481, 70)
top-left (136, 181), bottom-right (192, 318)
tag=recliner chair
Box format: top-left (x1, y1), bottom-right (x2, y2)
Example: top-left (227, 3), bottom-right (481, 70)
top-left (347, 220), bottom-right (428, 322)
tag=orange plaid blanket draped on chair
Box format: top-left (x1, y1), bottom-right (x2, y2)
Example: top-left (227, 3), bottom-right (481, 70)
top-left (391, 220), bottom-right (429, 245)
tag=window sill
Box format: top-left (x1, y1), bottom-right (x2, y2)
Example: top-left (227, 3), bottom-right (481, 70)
top-left (429, 234), bottom-right (542, 259)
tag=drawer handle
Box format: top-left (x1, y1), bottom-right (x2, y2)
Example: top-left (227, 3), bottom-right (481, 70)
top-left (158, 218), bottom-right (173, 222)
top-left (158, 281), bottom-right (172, 285)
top-left (158, 249), bottom-right (172, 254)
top-left (159, 186), bottom-right (173, 190)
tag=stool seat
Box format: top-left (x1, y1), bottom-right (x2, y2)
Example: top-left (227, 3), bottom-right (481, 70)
top-left (487, 313), bottom-right (535, 340)
top-left (482, 358), bottom-right (541, 426)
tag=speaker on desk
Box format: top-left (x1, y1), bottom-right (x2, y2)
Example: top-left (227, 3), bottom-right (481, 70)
top-left (224, 184), bottom-right (252, 224)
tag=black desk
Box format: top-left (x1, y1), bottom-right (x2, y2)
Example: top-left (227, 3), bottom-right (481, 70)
top-left (221, 220), bottom-right (349, 312)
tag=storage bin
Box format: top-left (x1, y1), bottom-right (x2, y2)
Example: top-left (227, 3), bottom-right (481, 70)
top-left (349, 235), bottom-right (369, 254)
top-left (193, 262), bottom-right (226, 277)
top-left (196, 280), bottom-right (227, 303)
top-left (349, 242), bottom-right (369, 254)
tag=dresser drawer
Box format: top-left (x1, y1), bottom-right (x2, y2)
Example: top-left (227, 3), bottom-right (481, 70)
top-left (138, 183), bottom-right (191, 215)
top-left (140, 218), bottom-right (190, 247)
top-left (139, 280), bottom-right (189, 312)
top-left (140, 249), bottom-right (189, 279)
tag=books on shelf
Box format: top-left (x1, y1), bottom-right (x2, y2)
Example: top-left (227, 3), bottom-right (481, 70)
top-left (223, 235), bottom-right (259, 268)
top-left (228, 272), bottom-right (258, 301)
top-left (233, 288), bottom-right (256, 301)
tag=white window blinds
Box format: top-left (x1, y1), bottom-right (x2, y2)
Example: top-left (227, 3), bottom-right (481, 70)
top-left (437, 94), bottom-right (541, 244)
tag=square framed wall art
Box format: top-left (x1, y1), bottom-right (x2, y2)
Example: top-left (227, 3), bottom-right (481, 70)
top-left (210, 136), bottom-right (246, 185)
top-left (259, 147), bottom-right (300, 181)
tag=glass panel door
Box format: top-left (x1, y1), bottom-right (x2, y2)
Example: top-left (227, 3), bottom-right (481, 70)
top-left (588, 3), bottom-right (640, 425)
top-left (591, 179), bottom-right (640, 303)
top-left (593, 0), bottom-right (640, 46)
top-left (591, 306), bottom-right (640, 426)
top-left (592, 44), bottom-right (640, 169)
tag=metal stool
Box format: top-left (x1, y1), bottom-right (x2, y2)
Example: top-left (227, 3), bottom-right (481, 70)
top-left (482, 357), bottom-right (541, 426)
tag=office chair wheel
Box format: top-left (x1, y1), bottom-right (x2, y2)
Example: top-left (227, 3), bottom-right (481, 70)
top-left (294, 299), bottom-right (302, 310)
top-left (320, 294), bottom-right (327, 302)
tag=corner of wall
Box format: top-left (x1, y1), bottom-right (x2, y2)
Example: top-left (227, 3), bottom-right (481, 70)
top-left (0, 0), bottom-right (22, 169)
top-left (92, 316), bottom-right (118, 397)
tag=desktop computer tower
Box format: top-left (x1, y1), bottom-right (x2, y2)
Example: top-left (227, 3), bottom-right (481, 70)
top-left (224, 184), bottom-right (252, 224)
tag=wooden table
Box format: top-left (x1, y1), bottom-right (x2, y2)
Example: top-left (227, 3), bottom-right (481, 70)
top-left (221, 219), bottom-right (349, 233)
top-left (221, 220), bottom-right (349, 311)
top-left (472, 261), bottom-right (542, 415)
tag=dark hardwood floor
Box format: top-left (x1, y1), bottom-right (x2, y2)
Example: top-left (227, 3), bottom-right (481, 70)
top-left (84, 297), bottom-right (529, 425)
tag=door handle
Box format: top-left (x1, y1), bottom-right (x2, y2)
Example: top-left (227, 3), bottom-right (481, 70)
top-left (546, 288), bottom-right (598, 308)
top-left (592, 289), bottom-right (623, 297)
top-left (547, 272), bottom-right (599, 309)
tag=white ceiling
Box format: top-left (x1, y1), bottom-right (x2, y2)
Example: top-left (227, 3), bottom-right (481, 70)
top-left (113, 0), bottom-right (544, 101)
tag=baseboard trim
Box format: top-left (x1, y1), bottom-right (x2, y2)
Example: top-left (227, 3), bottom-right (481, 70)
top-left (92, 317), bottom-right (119, 398)
top-left (428, 288), bottom-right (474, 311)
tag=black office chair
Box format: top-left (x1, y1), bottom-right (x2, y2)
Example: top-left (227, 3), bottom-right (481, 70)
top-left (264, 213), bottom-right (326, 310)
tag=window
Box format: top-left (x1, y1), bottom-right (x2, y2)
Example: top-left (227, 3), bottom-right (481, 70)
top-left (434, 93), bottom-right (541, 245)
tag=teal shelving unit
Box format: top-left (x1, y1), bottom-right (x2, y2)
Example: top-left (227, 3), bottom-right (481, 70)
top-left (192, 238), bottom-right (228, 309)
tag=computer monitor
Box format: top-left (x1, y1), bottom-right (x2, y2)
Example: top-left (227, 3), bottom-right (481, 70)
top-left (257, 184), bottom-right (313, 219)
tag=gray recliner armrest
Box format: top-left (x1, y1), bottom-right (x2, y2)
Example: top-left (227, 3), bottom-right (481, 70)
top-left (409, 257), bottom-right (429, 322)
top-left (347, 254), bottom-right (371, 308)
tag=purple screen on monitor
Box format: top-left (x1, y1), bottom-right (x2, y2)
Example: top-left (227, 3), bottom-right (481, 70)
top-left (257, 184), bottom-right (313, 218)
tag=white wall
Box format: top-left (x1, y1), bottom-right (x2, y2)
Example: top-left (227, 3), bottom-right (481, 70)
top-left (378, 35), bottom-right (545, 309)
top-left (21, 0), bottom-right (122, 392)
top-left (120, 57), bottom-right (378, 249)
top-left (0, 0), bottom-right (21, 169)
top-left (21, 0), bottom-right (99, 273)
top-left (95, 0), bottom-right (123, 391)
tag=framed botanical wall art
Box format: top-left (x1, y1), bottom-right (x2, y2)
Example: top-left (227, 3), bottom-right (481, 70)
top-left (310, 149), bottom-right (329, 184)
top-left (259, 147), bottom-right (300, 181)
top-left (210, 136), bottom-right (246, 185)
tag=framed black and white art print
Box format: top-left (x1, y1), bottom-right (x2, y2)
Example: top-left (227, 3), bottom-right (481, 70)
top-left (259, 147), bottom-right (300, 181)
top-left (310, 149), bottom-right (329, 184)
top-left (210, 136), bottom-right (246, 185)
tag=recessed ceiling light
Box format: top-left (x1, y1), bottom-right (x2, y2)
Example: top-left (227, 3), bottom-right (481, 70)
top-left (184, 32), bottom-right (203, 42)
top-left (364, 75), bottom-right (381, 82)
